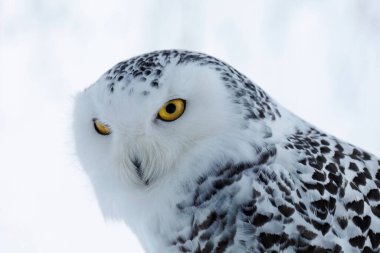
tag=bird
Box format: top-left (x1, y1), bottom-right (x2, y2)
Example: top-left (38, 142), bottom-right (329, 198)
top-left (73, 50), bottom-right (380, 253)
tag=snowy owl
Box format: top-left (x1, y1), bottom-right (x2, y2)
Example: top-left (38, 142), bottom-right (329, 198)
top-left (73, 50), bottom-right (380, 253)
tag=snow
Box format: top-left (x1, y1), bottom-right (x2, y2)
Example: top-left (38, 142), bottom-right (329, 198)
top-left (0, 1), bottom-right (379, 252)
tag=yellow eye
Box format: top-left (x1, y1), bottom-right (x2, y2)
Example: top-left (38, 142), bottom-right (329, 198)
top-left (157, 99), bottom-right (186, 122)
top-left (93, 119), bottom-right (111, 135)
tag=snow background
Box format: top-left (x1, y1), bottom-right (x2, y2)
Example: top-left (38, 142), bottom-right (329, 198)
top-left (0, 1), bottom-right (379, 252)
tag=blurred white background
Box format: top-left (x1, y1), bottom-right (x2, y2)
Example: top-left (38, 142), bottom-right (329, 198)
top-left (0, 1), bottom-right (379, 252)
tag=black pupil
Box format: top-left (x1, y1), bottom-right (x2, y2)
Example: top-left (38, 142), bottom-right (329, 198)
top-left (166, 103), bottom-right (176, 114)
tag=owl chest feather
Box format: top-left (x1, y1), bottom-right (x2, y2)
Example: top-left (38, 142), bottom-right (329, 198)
top-left (139, 130), bottom-right (380, 253)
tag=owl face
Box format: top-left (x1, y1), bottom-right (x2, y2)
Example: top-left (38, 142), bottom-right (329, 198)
top-left (73, 60), bottom-right (242, 190)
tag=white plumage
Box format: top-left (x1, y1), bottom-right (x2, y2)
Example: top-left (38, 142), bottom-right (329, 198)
top-left (73, 50), bottom-right (380, 253)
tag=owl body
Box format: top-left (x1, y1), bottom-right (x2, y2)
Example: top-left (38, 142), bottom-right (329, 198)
top-left (74, 50), bottom-right (380, 253)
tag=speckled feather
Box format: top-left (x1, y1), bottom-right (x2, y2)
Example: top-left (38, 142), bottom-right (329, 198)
top-left (74, 50), bottom-right (380, 253)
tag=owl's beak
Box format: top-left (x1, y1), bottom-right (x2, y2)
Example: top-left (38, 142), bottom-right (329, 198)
top-left (131, 156), bottom-right (149, 185)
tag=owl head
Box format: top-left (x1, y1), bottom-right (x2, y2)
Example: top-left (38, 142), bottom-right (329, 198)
top-left (73, 50), bottom-right (281, 208)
